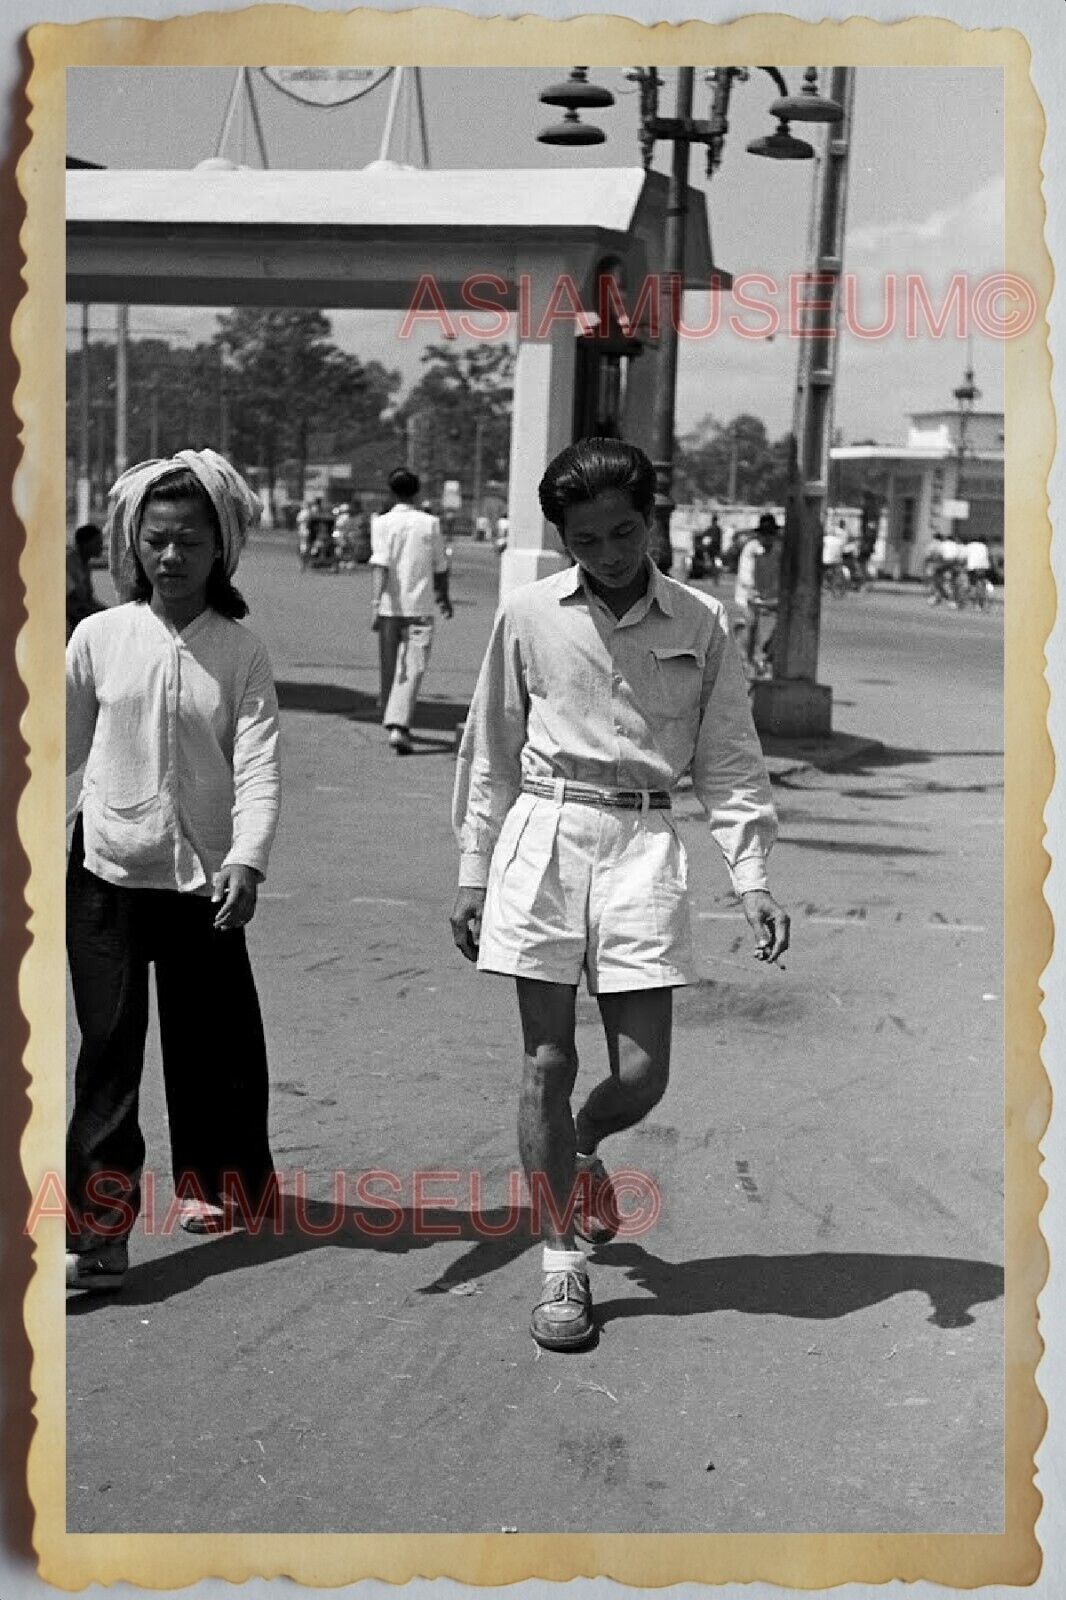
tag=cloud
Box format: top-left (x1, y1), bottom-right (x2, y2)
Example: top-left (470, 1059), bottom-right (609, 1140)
top-left (846, 175), bottom-right (1003, 274)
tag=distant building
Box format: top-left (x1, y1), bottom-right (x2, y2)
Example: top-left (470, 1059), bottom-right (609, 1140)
top-left (831, 402), bottom-right (1003, 579)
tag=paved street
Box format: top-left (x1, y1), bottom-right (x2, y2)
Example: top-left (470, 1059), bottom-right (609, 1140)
top-left (66, 539), bottom-right (1004, 1534)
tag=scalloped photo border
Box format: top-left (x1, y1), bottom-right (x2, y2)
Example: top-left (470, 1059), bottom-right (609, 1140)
top-left (11, 7), bottom-right (1054, 1589)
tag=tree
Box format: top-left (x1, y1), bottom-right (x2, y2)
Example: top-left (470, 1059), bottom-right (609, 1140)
top-left (66, 336), bottom-right (226, 514)
top-left (675, 412), bottom-right (790, 506)
top-left (396, 343), bottom-right (514, 505)
top-left (215, 309), bottom-right (401, 503)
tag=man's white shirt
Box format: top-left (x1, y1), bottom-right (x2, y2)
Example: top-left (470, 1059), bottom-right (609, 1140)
top-left (370, 504), bottom-right (449, 617)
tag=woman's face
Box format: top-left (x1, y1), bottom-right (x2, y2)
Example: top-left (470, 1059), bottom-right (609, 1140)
top-left (136, 496), bottom-right (219, 608)
top-left (560, 489), bottom-right (650, 591)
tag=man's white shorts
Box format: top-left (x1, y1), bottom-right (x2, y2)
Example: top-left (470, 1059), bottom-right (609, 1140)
top-left (477, 792), bottom-right (696, 994)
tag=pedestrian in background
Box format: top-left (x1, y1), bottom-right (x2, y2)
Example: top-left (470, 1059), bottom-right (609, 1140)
top-left (734, 512), bottom-right (781, 672)
top-left (822, 519), bottom-right (846, 573)
top-left (451, 438), bottom-right (789, 1352)
top-left (370, 467), bottom-right (453, 756)
top-left (964, 535), bottom-right (995, 598)
top-left (66, 522), bottom-right (105, 640)
top-left (65, 449), bottom-right (281, 1293)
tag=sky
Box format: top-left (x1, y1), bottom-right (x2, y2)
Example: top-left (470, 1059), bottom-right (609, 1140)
top-left (66, 65), bottom-right (1005, 444)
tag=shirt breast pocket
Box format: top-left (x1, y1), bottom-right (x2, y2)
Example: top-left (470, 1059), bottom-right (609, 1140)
top-left (648, 646), bottom-right (704, 721)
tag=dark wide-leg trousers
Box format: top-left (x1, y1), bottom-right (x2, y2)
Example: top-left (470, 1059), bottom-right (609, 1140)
top-left (66, 817), bottom-right (275, 1246)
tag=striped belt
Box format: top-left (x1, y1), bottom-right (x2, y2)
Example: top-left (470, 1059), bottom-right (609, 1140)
top-left (521, 777), bottom-right (671, 812)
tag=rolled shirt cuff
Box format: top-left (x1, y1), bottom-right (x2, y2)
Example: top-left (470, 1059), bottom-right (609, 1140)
top-left (729, 854), bottom-right (770, 895)
top-left (458, 849), bottom-right (492, 890)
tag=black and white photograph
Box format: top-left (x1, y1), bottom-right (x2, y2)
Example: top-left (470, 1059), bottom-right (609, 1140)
top-left (15, 11), bottom-right (1050, 1583)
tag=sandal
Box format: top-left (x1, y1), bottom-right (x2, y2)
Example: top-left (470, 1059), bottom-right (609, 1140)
top-left (178, 1199), bottom-right (233, 1235)
top-left (66, 1241), bottom-right (128, 1292)
top-left (530, 1269), bottom-right (595, 1351)
top-left (573, 1156), bottom-right (620, 1245)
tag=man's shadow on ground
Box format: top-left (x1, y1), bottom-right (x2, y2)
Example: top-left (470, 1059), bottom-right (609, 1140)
top-left (68, 1197), bottom-right (1003, 1334)
top-left (588, 1243), bottom-right (1003, 1330)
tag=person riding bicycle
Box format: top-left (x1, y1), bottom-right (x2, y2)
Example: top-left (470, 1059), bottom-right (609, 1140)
top-left (925, 531), bottom-right (963, 605)
top-left (822, 522), bottom-right (846, 574)
top-left (840, 524), bottom-right (866, 588)
top-left (963, 537), bottom-right (994, 604)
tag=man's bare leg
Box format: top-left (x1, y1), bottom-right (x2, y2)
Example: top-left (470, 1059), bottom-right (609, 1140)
top-left (574, 988), bottom-right (673, 1155)
top-left (516, 977), bottom-right (580, 1248)
top-left (515, 977), bottom-right (595, 1349)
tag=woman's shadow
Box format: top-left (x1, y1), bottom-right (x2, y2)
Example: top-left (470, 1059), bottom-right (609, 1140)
top-left (66, 1192), bottom-right (537, 1314)
top-left (590, 1242), bottom-right (1004, 1330)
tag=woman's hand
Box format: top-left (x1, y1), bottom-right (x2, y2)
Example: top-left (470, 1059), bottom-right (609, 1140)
top-left (450, 886), bottom-right (487, 962)
top-left (741, 889), bottom-right (791, 964)
top-left (212, 863), bottom-right (261, 931)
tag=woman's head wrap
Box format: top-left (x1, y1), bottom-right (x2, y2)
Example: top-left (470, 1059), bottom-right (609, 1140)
top-left (106, 449), bottom-right (262, 592)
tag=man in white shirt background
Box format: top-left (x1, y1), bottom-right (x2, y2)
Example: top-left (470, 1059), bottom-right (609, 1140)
top-left (821, 521), bottom-right (846, 572)
top-left (370, 467), bottom-right (453, 755)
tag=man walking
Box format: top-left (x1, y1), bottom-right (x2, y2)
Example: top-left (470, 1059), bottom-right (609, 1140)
top-left (734, 512), bottom-right (781, 673)
top-left (451, 439), bottom-right (789, 1351)
top-left (370, 468), bottom-right (453, 755)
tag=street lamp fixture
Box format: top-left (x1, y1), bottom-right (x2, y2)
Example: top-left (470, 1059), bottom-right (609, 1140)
top-left (705, 66), bottom-right (842, 177)
top-left (537, 67), bottom-right (616, 146)
top-left (745, 122), bottom-right (816, 161)
top-left (534, 63), bottom-right (832, 568)
top-left (769, 66), bottom-right (846, 124)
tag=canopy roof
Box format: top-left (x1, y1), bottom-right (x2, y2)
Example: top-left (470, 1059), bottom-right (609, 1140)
top-left (67, 164), bottom-right (727, 309)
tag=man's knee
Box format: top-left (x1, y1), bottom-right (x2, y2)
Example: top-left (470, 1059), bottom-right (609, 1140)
top-left (624, 1053), bottom-right (670, 1111)
top-left (521, 1043), bottom-right (577, 1101)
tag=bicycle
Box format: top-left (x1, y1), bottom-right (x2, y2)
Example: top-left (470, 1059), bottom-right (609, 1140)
top-left (958, 569), bottom-right (994, 611)
top-left (823, 563), bottom-right (849, 599)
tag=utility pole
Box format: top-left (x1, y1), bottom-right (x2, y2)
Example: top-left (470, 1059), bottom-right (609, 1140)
top-left (115, 304), bottom-right (129, 477)
top-left (76, 304), bottom-right (92, 524)
top-left (219, 340), bottom-right (230, 456)
top-left (472, 414), bottom-right (485, 530)
top-left (755, 66), bottom-right (856, 737)
top-left (648, 67), bottom-right (694, 571)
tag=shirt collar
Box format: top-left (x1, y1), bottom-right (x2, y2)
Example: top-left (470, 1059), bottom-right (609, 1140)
top-left (559, 556), bottom-right (674, 620)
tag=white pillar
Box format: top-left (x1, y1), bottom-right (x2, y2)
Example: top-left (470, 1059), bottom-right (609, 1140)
top-left (620, 346), bottom-right (657, 460)
top-left (499, 259), bottom-right (577, 598)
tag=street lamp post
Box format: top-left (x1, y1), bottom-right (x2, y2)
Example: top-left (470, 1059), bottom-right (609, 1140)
top-left (647, 67), bottom-right (694, 569)
top-left (538, 65), bottom-right (842, 574)
top-left (757, 65), bottom-right (856, 738)
top-left (952, 359), bottom-right (979, 535)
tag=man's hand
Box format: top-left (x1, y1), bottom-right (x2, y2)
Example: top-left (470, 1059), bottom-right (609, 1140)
top-left (741, 889), bottom-right (791, 964)
top-left (212, 864), bottom-right (260, 931)
top-left (450, 886), bottom-right (486, 962)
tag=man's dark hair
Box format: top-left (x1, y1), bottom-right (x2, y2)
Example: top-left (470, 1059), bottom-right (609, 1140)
top-left (388, 468), bottom-right (420, 501)
top-left (74, 522), bottom-right (103, 551)
top-left (538, 438), bottom-right (655, 533)
top-left (758, 512), bottom-right (779, 535)
top-left (121, 469), bottom-right (248, 619)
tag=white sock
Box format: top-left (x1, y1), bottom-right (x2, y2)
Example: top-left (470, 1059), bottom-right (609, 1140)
top-left (575, 1150), bottom-right (596, 1165)
top-left (542, 1244), bottom-right (588, 1276)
